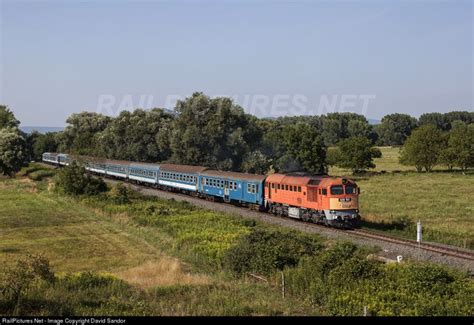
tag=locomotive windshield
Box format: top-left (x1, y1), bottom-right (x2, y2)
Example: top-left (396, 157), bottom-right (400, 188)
top-left (330, 185), bottom-right (344, 195)
top-left (345, 185), bottom-right (357, 194)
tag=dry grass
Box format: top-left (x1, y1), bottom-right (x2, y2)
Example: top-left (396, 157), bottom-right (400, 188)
top-left (117, 258), bottom-right (211, 288)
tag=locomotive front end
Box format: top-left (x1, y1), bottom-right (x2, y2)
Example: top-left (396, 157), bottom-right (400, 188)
top-left (323, 179), bottom-right (361, 228)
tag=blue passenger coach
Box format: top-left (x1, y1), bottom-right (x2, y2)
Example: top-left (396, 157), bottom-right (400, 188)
top-left (199, 170), bottom-right (266, 206)
top-left (84, 157), bottom-right (107, 174)
top-left (105, 159), bottom-right (130, 179)
top-left (129, 162), bottom-right (160, 184)
top-left (42, 152), bottom-right (59, 164)
top-left (58, 154), bottom-right (70, 166)
top-left (158, 164), bottom-right (208, 192)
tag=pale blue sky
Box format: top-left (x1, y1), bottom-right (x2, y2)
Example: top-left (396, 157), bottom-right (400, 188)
top-left (1, 0), bottom-right (472, 126)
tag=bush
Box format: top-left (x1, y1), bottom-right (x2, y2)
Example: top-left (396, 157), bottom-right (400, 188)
top-left (54, 162), bottom-right (107, 196)
top-left (28, 169), bottom-right (55, 181)
top-left (283, 244), bottom-right (474, 316)
top-left (224, 228), bottom-right (323, 276)
top-left (0, 253), bottom-right (55, 314)
top-left (108, 183), bottom-right (131, 204)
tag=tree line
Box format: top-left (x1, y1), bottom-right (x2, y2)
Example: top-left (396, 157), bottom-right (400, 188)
top-left (1, 93), bottom-right (473, 176)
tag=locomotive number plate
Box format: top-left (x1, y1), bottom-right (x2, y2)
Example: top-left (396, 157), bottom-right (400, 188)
top-left (339, 198), bottom-right (351, 202)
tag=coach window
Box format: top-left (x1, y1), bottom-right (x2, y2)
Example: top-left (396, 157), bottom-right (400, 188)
top-left (298, 186), bottom-right (301, 192)
top-left (285, 185), bottom-right (289, 191)
top-left (322, 189), bottom-right (327, 195)
top-left (277, 184), bottom-right (281, 190)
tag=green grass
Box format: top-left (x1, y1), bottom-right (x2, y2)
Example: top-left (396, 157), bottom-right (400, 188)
top-left (357, 172), bottom-right (474, 248)
top-left (329, 147), bottom-right (474, 249)
top-left (0, 177), bottom-right (318, 316)
top-left (0, 178), bottom-right (160, 272)
top-left (0, 172), bottom-right (472, 316)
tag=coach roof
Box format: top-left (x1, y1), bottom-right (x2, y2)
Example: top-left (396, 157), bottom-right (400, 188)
top-left (200, 170), bottom-right (266, 182)
top-left (160, 164), bottom-right (208, 174)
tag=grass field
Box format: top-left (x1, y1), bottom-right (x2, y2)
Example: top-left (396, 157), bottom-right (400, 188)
top-left (0, 176), bottom-right (318, 316)
top-left (0, 171), bottom-right (472, 316)
top-left (329, 147), bottom-right (474, 249)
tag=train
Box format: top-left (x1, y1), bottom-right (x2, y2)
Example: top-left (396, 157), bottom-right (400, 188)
top-left (42, 152), bottom-right (361, 228)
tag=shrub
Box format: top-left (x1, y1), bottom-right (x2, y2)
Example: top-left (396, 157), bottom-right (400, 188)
top-left (108, 183), bottom-right (131, 204)
top-left (54, 162), bottom-right (107, 196)
top-left (28, 169), bottom-right (55, 181)
top-left (224, 228), bottom-right (323, 276)
top-left (0, 253), bottom-right (55, 313)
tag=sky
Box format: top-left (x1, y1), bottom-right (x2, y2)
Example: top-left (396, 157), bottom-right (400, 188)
top-left (0, 0), bottom-right (472, 127)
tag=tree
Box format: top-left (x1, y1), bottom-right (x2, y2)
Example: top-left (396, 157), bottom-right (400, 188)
top-left (97, 108), bottom-right (174, 162)
top-left (444, 111), bottom-right (473, 126)
top-left (241, 150), bottom-right (272, 174)
top-left (376, 113), bottom-right (418, 146)
top-left (170, 93), bottom-right (261, 171)
top-left (57, 112), bottom-right (111, 155)
top-left (0, 128), bottom-right (27, 176)
top-left (24, 131), bottom-right (59, 162)
top-left (418, 112), bottom-right (451, 131)
top-left (0, 105), bottom-right (20, 129)
top-left (281, 123), bottom-right (327, 174)
top-left (54, 162), bottom-right (107, 195)
top-left (399, 125), bottom-right (444, 172)
top-left (444, 122), bottom-right (474, 171)
top-left (321, 113), bottom-right (371, 146)
top-left (333, 136), bottom-right (381, 174)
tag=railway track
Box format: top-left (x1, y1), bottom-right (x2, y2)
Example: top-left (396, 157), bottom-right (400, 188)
top-left (120, 177), bottom-right (474, 263)
top-left (346, 229), bottom-right (474, 262)
top-left (38, 163), bottom-right (474, 265)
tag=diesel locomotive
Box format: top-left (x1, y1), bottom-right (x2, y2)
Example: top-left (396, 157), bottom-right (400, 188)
top-left (42, 152), bottom-right (361, 228)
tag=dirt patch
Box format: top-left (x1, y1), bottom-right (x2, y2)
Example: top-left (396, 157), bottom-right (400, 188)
top-left (116, 258), bottom-right (211, 288)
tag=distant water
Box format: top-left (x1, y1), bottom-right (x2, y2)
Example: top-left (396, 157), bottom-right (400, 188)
top-left (20, 126), bottom-right (65, 134)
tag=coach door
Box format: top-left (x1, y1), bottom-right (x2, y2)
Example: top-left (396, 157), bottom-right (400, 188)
top-left (224, 180), bottom-right (230, 202)
top-left (268, 182), bottom-right (272, 199)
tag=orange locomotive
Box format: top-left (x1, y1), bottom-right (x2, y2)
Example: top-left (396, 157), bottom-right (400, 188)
top-left (264, 173), bottom-right (361, 228)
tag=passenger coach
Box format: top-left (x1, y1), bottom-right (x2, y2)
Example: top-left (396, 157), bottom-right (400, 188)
top-left (199, 170), bottom-right (265, 208)
top-left (158, 164), bottom-right (207, 192)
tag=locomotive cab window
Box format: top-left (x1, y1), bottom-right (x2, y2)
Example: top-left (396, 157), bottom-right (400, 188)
top-left (330, 185), bottom-right (344, 195)
top-left (345, 185), bottom-right (356, 194)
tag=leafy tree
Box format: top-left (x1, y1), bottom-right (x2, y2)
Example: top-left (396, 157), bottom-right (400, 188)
top-left (376, 113), bottom-right (418, 145)
top-left (326, 147), bottom-right (342, 168)
top-left (418, 112), bottom-right (451, 131)
top-left (444, 122), bottom-right (474, 171)
top-left (54, 162), bottom-right (107, 195)
top-left (0, 105), bottom-right (20, 129)
top-left (399, 125), bottom-right (444, 172)
top-left (97, 108), bottom-right (173, 162)
top-left (57, 112), bottom-right (111, 155)
top-left (444, 111), bottom-right (473, 126)
top-left (0, 128), bottom-right (27, 176)
top-left (281, 123), bottom-right (327, 174)
top-left (170, 92), bottom-right (261, 171)
top-left (28, 132), bottom-right (59, 161)
top-left (333, 136), bottom-right (381, 174)
top-left (241, 150), bottom-right (271, 174)
top-left (321, 113), bottom-right (371, 146)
